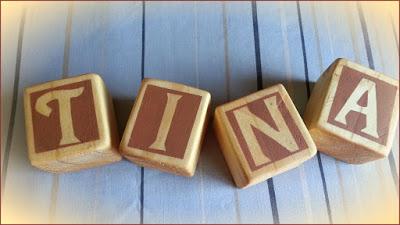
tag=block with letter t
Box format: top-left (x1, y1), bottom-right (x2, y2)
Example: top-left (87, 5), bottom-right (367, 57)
top-left (24, 74), bottom-right (121, 172)
top-left (304, 58), bottom-right (399, 164)
top-left (214, 84), bottom-right (317, 188)
top-left (120, 78), bottom-right (211, 176)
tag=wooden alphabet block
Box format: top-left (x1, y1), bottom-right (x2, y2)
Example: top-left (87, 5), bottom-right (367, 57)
top-left (24, 74), bottom-right (121, 172)
top-left (214, 84), bottom-right (317, 188)
top-left (120, 78), bottom-right (211, 176)
top-left (304, 58), bottom-right (399, 164)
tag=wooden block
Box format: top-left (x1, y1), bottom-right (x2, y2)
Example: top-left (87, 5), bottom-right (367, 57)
top-left (24, 74), bottom-right (121, 172)
top-left (304, 58), bottom-right (399, 164)
top-left (214, 84), bottom-right (317, 188)
top-left (120, 78), bottom-right (211, 176)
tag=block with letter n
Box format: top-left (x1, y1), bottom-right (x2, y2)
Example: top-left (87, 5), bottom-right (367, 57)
top-left (304, 58), bottom-right (399, 164)
top-left (24, 74), bottom-right (121, 172)
top-left (214, 84), bottom-right (317, 188)
top-left (120, 78), bottom-right (211, 176)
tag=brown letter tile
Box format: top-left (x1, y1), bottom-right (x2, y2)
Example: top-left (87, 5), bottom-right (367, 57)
top-left (120, 78), bottom-right (211, 176)
top-left (304, 58), bottom-right (399, 164)
top-left (214, 84), bottom-right (316, 188)
top-left (24, 74), bottom-right (121, 172)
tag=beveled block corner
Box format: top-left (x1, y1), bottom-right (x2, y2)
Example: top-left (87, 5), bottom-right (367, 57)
top-left (304, 58), bottom-right (399, 164)
top-left (214, 84), bottom-right (316, 188)
top-left (120, 78), bottom-right (211, 176)
top-left (24, 73), bottom-right (121, 172)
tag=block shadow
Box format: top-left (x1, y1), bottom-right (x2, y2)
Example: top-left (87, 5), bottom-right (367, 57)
top-left (113, 97), bottom-right (136, 136)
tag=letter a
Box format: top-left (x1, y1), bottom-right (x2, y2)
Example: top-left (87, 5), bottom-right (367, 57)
top-left (233, 96), bottom-right (299, 167)
top-left (335, 78), bottom-right (379, 138)
top-left (149, 93), bottom-right (182, 151)
top-left (35, 87), bottom-right (84, 145)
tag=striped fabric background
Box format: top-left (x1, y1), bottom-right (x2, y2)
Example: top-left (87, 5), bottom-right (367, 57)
top-left (1, 1), bottom-right (399, 223)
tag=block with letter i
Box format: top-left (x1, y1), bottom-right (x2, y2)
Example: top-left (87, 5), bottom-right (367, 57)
top-left (304, 58), bottom-right (399, 164)
top-left (214, 84), bottom-right (317, 188)
top-left (120, 78), bottom-right (211, 176)
top-left (24, 74), bottom-right (121, 172)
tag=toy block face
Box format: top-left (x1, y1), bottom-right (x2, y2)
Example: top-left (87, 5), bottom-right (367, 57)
top-left (304, 59), bottom-right (399, 163)
top-left (120, 78), bottom-right (211, 176)
top-left (214, 84), bottom-right (317, 188)
top-left (24, 74), bottom-right (121, 172)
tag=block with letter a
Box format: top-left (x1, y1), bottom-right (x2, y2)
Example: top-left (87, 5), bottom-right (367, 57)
top-left (24, 74), bottom-right (121, 172)
top-left (120, 78), bottom-right (211, 176)
top-left (214, 84), bottom-right (317, 188)
top-left (304, 58), bottom-right (399, 164)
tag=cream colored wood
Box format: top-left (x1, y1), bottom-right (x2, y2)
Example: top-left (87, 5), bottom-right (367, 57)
top-left (149, 93), bottom-right (182, 151)
top-left (24, 73), bottom-right (121, 172)
top-left (304, 58), bottom-right (399, 164)
top-left (120, 78), bottom-right (211, 176)
top-left (214, 84), bottom-right (317, 188)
